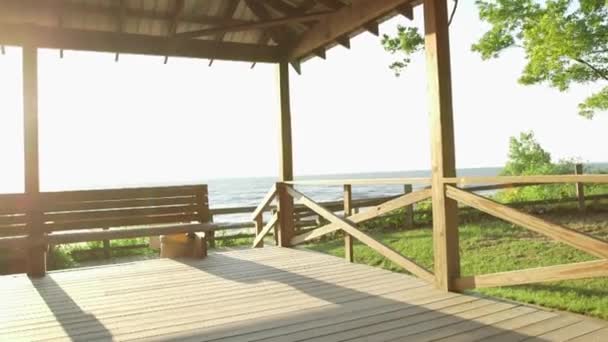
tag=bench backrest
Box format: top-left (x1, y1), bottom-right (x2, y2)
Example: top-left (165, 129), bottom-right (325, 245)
top-left (0, 185), bottom-right (210, 236)
top-left (0, 194), bottom-right (28, 237)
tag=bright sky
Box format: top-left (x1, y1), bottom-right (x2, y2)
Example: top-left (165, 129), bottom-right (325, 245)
top-left (0, 2), bottom-right (606, 193)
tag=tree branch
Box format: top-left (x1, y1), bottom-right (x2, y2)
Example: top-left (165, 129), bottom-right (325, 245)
top-left (574, 57), bottom-right (608, 81)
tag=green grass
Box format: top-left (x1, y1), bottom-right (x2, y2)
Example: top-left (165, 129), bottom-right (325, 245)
top-left (305, 215), bottom-right (608, 320)
top-left (47, 238), bottom-right (157, 270)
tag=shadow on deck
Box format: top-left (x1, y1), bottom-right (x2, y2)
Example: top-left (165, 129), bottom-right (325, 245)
top-left (0, 247), bottom-right (606, 341)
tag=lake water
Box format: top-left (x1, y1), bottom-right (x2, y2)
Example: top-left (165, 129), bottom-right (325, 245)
top-left (208, 167), bottom-right (502, 223)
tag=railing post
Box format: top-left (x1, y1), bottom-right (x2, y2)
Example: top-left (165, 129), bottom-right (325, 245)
top-left (207, 230), bottom-right (216, 249)
top-left (196, 185), bottom-right (213, 248)
top-left (575, 163), bottom-right (586, 213)
top-left (425, 0), bottom-right (460, 291)
top-left (254, 214), bottom-right (264, 248)
top-left (277, 182), bottom-right (295, 247)
top-left (343, 184), bottom-right (354, 262)
top-left (102, 228), bottom-right (111, 259)
top-left (403, 184), bottom-right (414, 229)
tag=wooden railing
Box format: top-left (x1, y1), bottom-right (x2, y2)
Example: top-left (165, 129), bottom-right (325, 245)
top-left (444, 174), bottom-right (608, 290)
top-left (252, 166), bottom-right (608, 291)
top-left (251, 185), bottom-right (278, 248)
top-left (251, 178), bottom-right (436, 283)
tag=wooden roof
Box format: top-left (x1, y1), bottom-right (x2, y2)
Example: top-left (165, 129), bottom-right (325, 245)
top-left (0, 0), bottom-right (416, 66)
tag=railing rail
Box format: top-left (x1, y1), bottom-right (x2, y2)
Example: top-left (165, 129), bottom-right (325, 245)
top-left (284, 177), bottom-right (431, 186)
top-left (446, 174), bottom-right (608, 186)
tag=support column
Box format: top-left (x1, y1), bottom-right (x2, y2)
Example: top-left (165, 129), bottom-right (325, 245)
top-left (23, 45), bottom-right (46, 277)
top-left (277, 61), bottom-right (295, 247)
top-left (424, 0), bottom-right (459, 291)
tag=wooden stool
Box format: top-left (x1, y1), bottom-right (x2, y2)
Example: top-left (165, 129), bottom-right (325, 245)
top-left (160, 233), bottom-right (207, 259)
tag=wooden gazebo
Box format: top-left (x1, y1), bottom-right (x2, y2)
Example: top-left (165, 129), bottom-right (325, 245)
top-left (1, 1), bottom-right (608, 340)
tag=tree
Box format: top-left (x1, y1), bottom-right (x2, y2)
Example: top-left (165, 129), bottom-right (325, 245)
top-left (381, 0), bottom-right (608, 118)
top-left (501, 131), bottom-right (553, 176)
top-left (497, 131), bottom-right (578, 202)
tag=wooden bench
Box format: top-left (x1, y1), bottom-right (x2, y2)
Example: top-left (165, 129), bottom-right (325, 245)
top-left (0, 184), bottom-right (214, 276)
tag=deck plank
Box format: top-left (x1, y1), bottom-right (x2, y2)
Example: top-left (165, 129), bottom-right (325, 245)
top-left (0, 247), bottom-right (605, 342)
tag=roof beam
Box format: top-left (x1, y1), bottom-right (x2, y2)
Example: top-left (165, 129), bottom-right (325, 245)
top-left (317, 0), bottom-right (348, 10)
top-left (208, 0), bottom-right (241, 67)
top-left (265, 0), bottom-right (301, 16)
top-left (244, 0), bottom-right (294, 46)
top-left (288, 0), bottom-right (413, 60)
top-left (264, 0), bottom-right (317, 29)
top-left (0, 23), bottom-right (282, 63)
top-left (250, 0), bottom-right (318, 71)
top-left (397, 4), bottom-right (414, 19)
top-left (176, 11), bottom-right (333, 39)
top-left (164, 0), bottom-right (185, 64)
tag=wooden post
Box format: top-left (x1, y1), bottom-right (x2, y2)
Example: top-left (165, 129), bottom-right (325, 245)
top-left (102, 228), bottom-right (111, 259)
top-left (254, 215), bottom-right (264, 248)
top-left (270, 208), bottom-right (280, 245)
top-left (343, 184), bottom-right (354, 262)
top-left (403, 184), bottom-right (414, 229)
top-left (23, 45), bottom-right (46, 277)
top-left (575, 164), bottom-right (585, 213)
top-left (277, 182), bottom-right (294, 247)
top-left (196, 185), bottom-right (213, 248)
top-left (277, 60), bottom-right (295, 247)
top-left (424, 0), bottom-right (460, 291)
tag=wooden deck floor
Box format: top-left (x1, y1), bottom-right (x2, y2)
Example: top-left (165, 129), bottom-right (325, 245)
top-left (1, 247), bottom-right (607, 341)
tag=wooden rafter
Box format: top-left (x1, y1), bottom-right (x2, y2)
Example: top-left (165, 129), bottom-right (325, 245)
top-left (317, 0), bottom-right (348, 10)
top-left (0, 23), bottom-right (282, 63)
top-left (208, 0), bottom-right (240, 67)
top-left (363, 21), bottom-right (380, 36)
top-left (2, 0), bottom-right (251, 28)
top-left (266, 0), bottom-right (303, 16)
top-left (176, 10), bottom-right (333, 39)
top-left (397, 3), bottom-right (414, 19)
top-left (115, 0), bottom-right (127, 62)
top-left (57, 2), bottom-right (64, 58)
top-left (249, 0), bottom-right (318, 70)
top-left (163, 0), bottom-right (185, 64)
top-left (244, 0), bottom-right (294, 46)
top-left (265, 0), bottom-right (320, 35)
top-left (288, 0), bottom-right (413, 60)
top-left (336, 35), bottom-right (350, 49)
